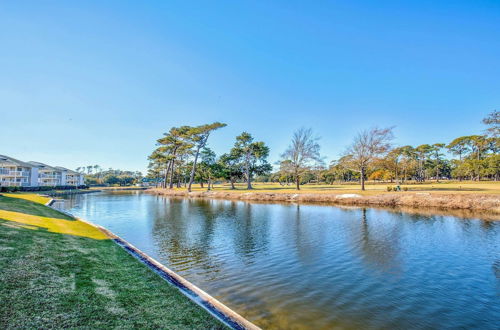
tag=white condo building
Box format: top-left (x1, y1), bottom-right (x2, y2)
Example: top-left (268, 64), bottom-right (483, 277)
top-left (27, 161), bottom-right (64, 186)
top-left (0, 155), bottom-right (38, 187)
top-left (0, 155), bottom-right (84, 188)
top-left (56, 166), bottom-right (85, 186)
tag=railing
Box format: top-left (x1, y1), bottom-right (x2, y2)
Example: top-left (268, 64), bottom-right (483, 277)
top-left (39, 174), bottom-right (61, 179)
top-left (0, 170), bottom-right (30, 177)
top-left (15, 171), bottom-right (30, 177)
top-left (66, 177), bottom-right (82, 182)
top-left (39, 181), bottom-right (62, 186)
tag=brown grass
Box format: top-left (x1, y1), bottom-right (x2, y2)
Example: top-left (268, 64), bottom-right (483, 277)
top-left (148, 188), bottom-right (500, 219)
top-left (181, 181), bottom-right (500, 195)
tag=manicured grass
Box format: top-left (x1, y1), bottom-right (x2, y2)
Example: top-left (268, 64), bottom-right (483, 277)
top-left (0, 194), bottom-right (224, 329)
top-left (2, 193), bottom-right (51, 205)
top-left (0, 194), bottom-right (69, 219)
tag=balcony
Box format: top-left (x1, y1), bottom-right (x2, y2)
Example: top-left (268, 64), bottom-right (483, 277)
top-left (39, 174), bottom-right (60, 179)
top-left (0, 180), bottom-right (29, 187)
top-left (0, 170), bottom-right (30, 177)
top-left (39, 178), bottom-right (61, 185)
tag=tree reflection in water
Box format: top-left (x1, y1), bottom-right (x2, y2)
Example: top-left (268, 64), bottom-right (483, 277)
top-left (356, 208), bottom-right (402, 275)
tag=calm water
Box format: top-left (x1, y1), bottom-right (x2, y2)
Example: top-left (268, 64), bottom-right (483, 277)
top-left (56, 192), bottom-right (500, 329)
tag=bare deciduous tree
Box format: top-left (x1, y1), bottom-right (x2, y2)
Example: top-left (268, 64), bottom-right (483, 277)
top-left (343, 127), bottom-right (394, 190)
top-left (280, 128), bottom-right (322, 190)
top-left (483, 110), bottom-right (499, 138)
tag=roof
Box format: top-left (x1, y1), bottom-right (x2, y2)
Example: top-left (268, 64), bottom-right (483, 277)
top-left (0, 155), bottom-right (35, 168)
top-left (55, 166), bottom-right (81, 175)
top-left (27, 161), bottom-right (59, 171)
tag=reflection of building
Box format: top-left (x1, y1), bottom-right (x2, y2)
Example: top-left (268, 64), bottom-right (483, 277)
top-left (0, 154), bottom-right (84, 187)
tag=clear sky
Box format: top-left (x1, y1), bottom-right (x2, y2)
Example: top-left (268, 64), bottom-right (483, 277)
top-left (1, 0), bottom-right (499, 173)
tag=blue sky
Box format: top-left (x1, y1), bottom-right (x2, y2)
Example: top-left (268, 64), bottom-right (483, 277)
top-left (1, 0), bottom-right (499, 173)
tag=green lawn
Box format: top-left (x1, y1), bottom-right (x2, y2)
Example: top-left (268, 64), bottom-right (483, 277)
top-left (0, 195), bottom-right (224, 329)
top-left (0, 194), bottom-right (71, 220)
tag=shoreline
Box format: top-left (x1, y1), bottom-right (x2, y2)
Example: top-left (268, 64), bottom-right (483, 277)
top-left (44, 189), bottom-right (101, 197)
top-left (46, 197), bottom-right (258, 330)
top-left (0, 193), bottom-right (231, 329)
top-left (148, 188), bottom-right (500, 218)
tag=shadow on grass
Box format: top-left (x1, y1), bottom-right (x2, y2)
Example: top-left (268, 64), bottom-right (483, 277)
top-left (0, 195), bottom-right (73, 220)
top-left (0, 220), bottom-right (225, 329)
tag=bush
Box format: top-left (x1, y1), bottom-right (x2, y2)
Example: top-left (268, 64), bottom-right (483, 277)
top-left (403, 187), bottom-right (409, 191)
top-left (0, 185), bottom-right (88, 192)
top-left (387, 186), bottom-right (393, 191)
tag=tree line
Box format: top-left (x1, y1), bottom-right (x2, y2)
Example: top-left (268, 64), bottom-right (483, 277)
top-left (147, 111), bottom-right (499, 191)
top-left (78, 166), bottom-right (143, 186)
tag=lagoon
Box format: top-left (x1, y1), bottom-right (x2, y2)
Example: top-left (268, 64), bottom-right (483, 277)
top-left (55, 191), bottom-right (500, 329)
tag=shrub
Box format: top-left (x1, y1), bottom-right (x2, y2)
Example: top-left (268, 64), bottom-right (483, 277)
top-left (387, 186), bottom-right (393, 191)
top-left (1, 184), bottom-right (89, 192)
top-left (403, 187), bottom-right (409, 191)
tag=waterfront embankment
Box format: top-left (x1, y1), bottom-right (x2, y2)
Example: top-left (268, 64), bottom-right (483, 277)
top-left (149, 188), bottom-right (500, 216)
top-left (0, 193), bottom-right (242, 329)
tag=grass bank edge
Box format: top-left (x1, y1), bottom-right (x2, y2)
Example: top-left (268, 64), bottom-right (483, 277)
top-left (0, 193), bottom-right (253, 329)
top-left (149, 187), bottom-right (500, 217)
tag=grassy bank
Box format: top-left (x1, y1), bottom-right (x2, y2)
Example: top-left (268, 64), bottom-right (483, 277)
top-left (0, 194), bottom-right (224, 329)
top-left (149, 181), bottom-right (500, 216)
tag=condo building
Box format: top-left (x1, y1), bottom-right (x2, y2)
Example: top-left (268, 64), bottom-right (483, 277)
top-left (0, 155), bottom-right (84, 187)
top-left (28, 161), bottom-right (63, 186)
top-left (56, 166), bottom-right (85, 186)
top-left (0, 155), bottom-right (38, 187)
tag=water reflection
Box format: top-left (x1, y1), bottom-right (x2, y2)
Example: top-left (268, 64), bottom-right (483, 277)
top-left (151, 199), bottom-right (223, 278)
top-left (56, 192), bottom-right (500, 329)
top-left (356, 208), bottom-right (402, 275)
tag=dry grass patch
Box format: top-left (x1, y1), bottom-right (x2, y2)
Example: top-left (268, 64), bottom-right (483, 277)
top-left (150, 184), bottom-right (500, 216)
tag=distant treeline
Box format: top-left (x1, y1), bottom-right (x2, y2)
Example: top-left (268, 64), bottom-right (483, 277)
top-left (77, 166), bottom-right (143, 186)
top-left (147, 111), bottom-right (499, 190)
